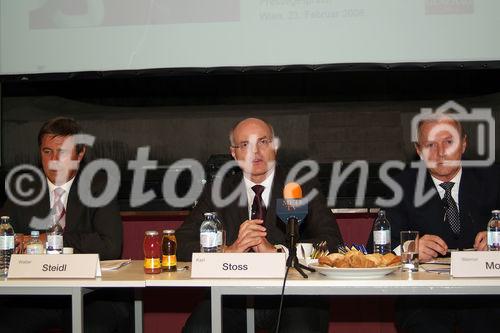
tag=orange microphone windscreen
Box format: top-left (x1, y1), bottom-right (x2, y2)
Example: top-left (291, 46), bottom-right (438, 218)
top-left (283, 182), bottom-right (302, 199)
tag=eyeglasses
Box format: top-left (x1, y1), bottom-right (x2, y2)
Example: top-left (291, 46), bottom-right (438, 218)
top-left (231, 137), bottom-right (273, 151)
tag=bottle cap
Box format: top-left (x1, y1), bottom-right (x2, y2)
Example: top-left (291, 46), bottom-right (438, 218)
top-left (145, 230), bottom-right (158, 236)
top-left (163, 229), bottom-right (175, 234)
top-left (62, 247), bottom-right (74, 254)
top-left (31, 230), bottom-right (40, 237)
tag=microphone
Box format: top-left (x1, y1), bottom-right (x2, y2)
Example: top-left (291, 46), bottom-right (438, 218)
top-left (276, 182), bottom-right (308, 225)
top-left (276, 182), bottom-right (314, 278)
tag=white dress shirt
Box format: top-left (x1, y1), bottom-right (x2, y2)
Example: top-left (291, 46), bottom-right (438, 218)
top-left (47, 177), bottom-right (75, 210)
top-left (242, 169), bottom-right (275, 219)
top-left (431, 168), bottom-right (462, 212)
top-left (241, 169), bottom-right (287, 254)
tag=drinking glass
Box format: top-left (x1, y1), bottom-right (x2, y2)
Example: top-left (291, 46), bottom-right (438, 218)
top-left (400, 231), bottom-right (419, 272)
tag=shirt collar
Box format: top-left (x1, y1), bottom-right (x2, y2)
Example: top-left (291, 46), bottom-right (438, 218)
top-left (243, 168), bottom-right (275, 190)
top-left (47, 176), bottom-right (75, 194)
top-left (431, 168), bottom-right (462, 188)
top-left (431, 168), bottom-right (462, 197)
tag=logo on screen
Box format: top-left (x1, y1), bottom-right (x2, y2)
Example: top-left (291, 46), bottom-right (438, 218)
top-left (425, 0), bottom-right (474, 15)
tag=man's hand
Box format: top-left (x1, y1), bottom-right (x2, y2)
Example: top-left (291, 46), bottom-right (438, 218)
top-left (418, 234), bottom-right (448, 262)
top-left (474, 231), bottom-right (488, 251)
top-left (224, 219), bottom-right (267, 253)
top-left (251, 237), bottom-right (277, 253)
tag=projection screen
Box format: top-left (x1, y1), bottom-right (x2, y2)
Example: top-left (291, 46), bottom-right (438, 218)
top-left (1, 0), bottom-right (499, 75)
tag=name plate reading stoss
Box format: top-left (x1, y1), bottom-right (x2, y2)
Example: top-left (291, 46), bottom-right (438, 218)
top-left (8, 254), bottom-right (101, 279)
top-left (191, 253), bottom-right (286, 278)
top-left (451, 251), bottom-right (500, 277)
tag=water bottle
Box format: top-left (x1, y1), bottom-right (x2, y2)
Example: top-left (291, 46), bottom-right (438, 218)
top-left (46, 214), bottom-right (63, 254)
top-left (200, 212), bottom-right (219, 253)
top-left (487, 210), bottom-right (500, 251)
top-left (212, 212), bottom-right (224, 252)
top-left (26, 230), bottom-right (44, 255)
top-left (373, 210), bottom-right (391, 254)
top-left (0, 216), bottom-right (15, 276)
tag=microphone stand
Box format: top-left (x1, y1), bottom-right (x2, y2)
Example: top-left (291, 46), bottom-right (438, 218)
top-left (286, 216), bottom-right (315, 278)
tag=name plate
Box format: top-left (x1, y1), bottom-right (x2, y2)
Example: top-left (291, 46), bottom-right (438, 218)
top-left (8, 254), bottom-right (101, 279)
top-left (191, 252), bottom-right (286, 279)
top-left (451, 251), bottom-right (500, 277)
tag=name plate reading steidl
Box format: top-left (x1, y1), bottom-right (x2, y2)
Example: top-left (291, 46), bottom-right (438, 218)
top-left (8, 254), bottom-right (101, 279)
top-left (191, 253), bottom-right (286, 278)
top-left (451, 251), bottom-right (500, 277)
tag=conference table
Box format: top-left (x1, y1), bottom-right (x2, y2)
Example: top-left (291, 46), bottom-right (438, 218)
top-left (0, 263), bottom-right (146, 333)
top-left (146, 262), bottom-right (500, 333)
top-left (2, 261), bottom-right (500, 333)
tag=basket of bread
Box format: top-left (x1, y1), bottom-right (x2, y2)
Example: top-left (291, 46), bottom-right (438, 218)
top-left (310, 248), bottom-right (402, 279)
top-left (318, 249), bottom-right (401, 268)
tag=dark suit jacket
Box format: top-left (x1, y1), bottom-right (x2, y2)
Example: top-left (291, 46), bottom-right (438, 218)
top-left (387, 166), bottom-right (500, 250)
top-left (176, 166), bottom-right (343, 261)
top-left (1, 170), bottom-right (122, 260)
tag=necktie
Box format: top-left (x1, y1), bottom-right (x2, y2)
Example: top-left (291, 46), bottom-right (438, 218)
top-left (52, 187), bottom-right (66, 229)
top-left (440, 182), bottom-right (460, 234)
top-left (251, 185), bottom-right (266, 220)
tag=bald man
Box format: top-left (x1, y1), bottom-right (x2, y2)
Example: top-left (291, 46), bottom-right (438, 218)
top-left (177, 118), bottom-right (342, 333)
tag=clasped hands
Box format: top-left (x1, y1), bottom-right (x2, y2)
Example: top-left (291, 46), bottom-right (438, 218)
top-left (418, 231), bottom-right (487, 262)
top-left (224, 219), bottom-right (277, 253)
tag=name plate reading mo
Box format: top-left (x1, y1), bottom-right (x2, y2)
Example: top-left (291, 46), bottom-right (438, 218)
top-left (451, 251), bottom-right (500, 277)
top-left (8, 254), bottom-right (101, 279)
top-left (191, 253), bottom-right (286, 278)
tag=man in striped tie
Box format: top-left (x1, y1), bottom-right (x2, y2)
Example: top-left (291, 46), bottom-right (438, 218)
top-left (387, 111), bottom-right (500, 332)
top-left (1, 117), bottom-right (127, 333)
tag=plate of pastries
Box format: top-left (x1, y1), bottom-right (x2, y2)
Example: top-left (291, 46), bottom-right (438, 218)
top-left (310, 248), bottom-right (401, 279)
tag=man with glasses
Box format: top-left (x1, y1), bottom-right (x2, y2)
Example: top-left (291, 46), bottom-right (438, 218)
top-left (177, 117), bottom-right (342, 333)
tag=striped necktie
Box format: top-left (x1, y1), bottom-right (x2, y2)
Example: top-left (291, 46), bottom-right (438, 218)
top-left (440, 182), bottom-right (460, 234)
top-left (52, 187), bottom-right (66, 229)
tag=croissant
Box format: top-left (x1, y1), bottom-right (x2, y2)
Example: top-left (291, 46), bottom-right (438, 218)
top-left (381, 253), bottom-right (398, 266)
top-left (317, 250), bottom-right (401, 268)
top-left (348, 253), bottom-right (376, 268)
top-left (365, 253), bottom-right (383, 267)
top-left (318, 255), bottom-right (334, 267)
top-left (333, 259), bottom-right (350, 268)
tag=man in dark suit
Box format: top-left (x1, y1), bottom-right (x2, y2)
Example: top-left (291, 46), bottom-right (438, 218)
top-left (177, 117), bottom-right (342, 332)
top-left (0, 117), bottom-right (128, 333)
top-left (387, 113), bottom-right (499, 332)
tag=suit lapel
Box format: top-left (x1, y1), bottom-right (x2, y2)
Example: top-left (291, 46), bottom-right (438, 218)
top-left (33, 183), bottom-right (51, 220)
top-left (23, 179), bottom-right (51, 231)
top-left (458, 168), bottom-right (477, 233)
top-left (227, 174), bottom-right (248, 242)
top-left (266, 168), bottom-right (283, 227)
top-left (265, 167), bottom-right (287, 242)
top-left (418, 172), bottom-right (447, 234)
top-left (237, 179), bottom-right (248, 225)
top-left (64, 177), bottom-right (80, 232)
